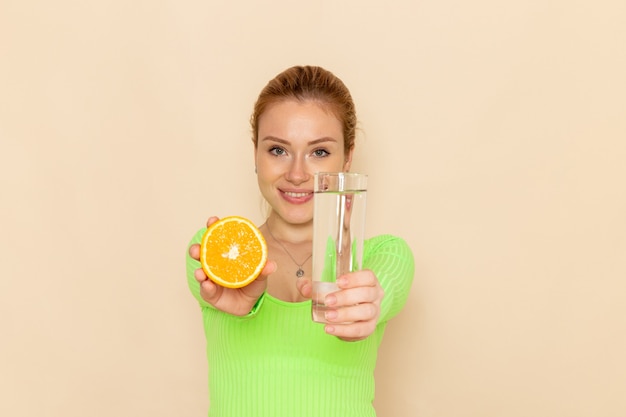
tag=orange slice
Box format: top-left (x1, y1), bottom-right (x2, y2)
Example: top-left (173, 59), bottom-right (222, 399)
top-left (199, 216), bottom-right (268, 288)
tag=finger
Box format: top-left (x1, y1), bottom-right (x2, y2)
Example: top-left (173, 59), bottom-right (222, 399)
top-left (194, 267), bottom-right (208, 283)
top-left (337, 270), bottom-right (378, 289)
top-left (324, 286), bottom-right (379, 307)
top-left (324, 320), bottom-right (377, 341)
top-left (296, 276), bottom-right (312, 299)
top-left (324, 302), bottom-right (379, 324)
top-left (199, 277), bottom-right (221, 302)
top-left (191, 217), bottom-right (219, 260)
top-left (189, 243), bottom-right (200, 260)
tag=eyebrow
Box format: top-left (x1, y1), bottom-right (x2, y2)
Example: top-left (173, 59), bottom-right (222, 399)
top-left (261, 136), bottom-right (338, 145)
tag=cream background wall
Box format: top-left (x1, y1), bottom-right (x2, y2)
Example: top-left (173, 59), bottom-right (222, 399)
top-left (1, 1), bottom-right (624, 416)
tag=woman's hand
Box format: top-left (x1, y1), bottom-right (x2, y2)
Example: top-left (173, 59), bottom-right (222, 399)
top-left (298, 270), bottom-right (384, 342)
top-left (188, 216), bottom-right (276, 316)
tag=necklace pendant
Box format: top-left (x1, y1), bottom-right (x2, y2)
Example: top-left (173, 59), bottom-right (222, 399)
top-left (296, 268), bottom-right (304, 278)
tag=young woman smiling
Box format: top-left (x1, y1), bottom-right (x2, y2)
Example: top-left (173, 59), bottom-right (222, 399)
top-left (187, 65), bottom-right (414, 417)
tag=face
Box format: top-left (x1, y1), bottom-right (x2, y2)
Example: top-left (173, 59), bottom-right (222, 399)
top-left (254, 100), bottom-right (353, 226)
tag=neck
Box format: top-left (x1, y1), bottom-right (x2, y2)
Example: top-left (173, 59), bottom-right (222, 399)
top-left (265, 212), bottom-right (312, 244)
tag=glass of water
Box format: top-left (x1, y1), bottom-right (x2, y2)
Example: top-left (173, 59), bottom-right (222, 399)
top-left (311, 172), bottom-right (368, 323)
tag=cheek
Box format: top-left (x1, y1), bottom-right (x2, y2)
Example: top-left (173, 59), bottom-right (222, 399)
top-left (318, 158), bottom-right (345, 173)
top-left (257, 158), bottom-right (279, 176)
top-left (331, 152), bottom-right (350, 171)
top-left (256, 158), bottom-right (284, 184)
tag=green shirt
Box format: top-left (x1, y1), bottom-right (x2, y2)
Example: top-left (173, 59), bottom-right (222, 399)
top-left (187, 230), bottom-right (415, 417)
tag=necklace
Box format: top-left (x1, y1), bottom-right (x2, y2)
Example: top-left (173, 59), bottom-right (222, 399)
top-left (266, 221), bottom-right (312, 278)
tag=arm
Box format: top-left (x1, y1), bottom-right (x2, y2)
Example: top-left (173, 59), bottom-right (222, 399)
top-left (304, 234), bottom-right (414, 341)
top-left (362, 235), bottom-right (415, 323)
top-left (186, 227), bottom-right (212, 308)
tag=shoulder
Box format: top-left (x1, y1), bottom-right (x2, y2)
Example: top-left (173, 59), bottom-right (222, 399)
top-left (364, 234), bottom-right (412, 255)
top-left (363, 234), bottom-right (414, 265)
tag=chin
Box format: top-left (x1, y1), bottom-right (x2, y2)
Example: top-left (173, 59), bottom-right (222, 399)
top-left (275, 208), bottom-right (313, 226)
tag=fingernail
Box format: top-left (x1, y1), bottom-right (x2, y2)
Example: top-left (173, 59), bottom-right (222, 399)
top-left (325, 295), bottom-right (337, 306)
top-left (337, 277), bottom-right (348, 287)
top-left (325, 325), bottom-right (335, 334)
top-left (325, 310), bottom-right (338, 320)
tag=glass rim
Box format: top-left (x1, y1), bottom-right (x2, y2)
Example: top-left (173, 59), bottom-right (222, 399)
top-left (314, 171), bottom-right (368, 178)
top-left (314, 171), bottom-right (367, 192)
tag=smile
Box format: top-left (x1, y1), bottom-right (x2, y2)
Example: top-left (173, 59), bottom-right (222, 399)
top-left (284, 191), bottom-right (310, 198)
top-left (280, 189), bottom-right (313, 204)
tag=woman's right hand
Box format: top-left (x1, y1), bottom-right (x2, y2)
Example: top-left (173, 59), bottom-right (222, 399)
top-left (188, 216), bottom-right (276, 316)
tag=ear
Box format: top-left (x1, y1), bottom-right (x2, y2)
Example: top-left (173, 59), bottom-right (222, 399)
top-left (343, 147), bottom-right (354, 171)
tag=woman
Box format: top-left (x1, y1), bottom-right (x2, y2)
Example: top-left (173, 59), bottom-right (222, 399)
top-left (186, 65), bottom-right (414, 417)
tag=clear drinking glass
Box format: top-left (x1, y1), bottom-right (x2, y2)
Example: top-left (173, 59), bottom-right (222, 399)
top-left (311, 172), bottom-right (368, 323)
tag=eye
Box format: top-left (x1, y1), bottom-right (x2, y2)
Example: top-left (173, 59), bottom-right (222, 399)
top-left (269, 146), bottom-right (286, 156)
top-left (312, 148), bottom-right (330, 157)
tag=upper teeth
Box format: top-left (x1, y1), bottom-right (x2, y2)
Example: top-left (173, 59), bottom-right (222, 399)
top-left (285, 192), bottom-right (308, 197)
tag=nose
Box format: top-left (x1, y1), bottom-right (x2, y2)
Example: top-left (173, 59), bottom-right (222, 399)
top-left (285, 155), bottom-right (310, 184)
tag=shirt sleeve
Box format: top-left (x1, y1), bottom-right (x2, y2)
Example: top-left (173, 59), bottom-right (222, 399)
top-left (362, 235), bottom-right (415, 323)
top-left (186, 227), bottom-right (212, 309)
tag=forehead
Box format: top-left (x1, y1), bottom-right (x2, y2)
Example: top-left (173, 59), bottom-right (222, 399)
top-left (258, 99), bottom-right (343, 140)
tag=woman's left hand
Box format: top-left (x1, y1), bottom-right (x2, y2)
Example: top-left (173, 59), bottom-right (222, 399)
top-left (297, 270), bottom-right (384, 342)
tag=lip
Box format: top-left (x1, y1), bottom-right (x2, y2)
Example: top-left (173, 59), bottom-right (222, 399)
top-left (279, 188), bottom-right (313, 204)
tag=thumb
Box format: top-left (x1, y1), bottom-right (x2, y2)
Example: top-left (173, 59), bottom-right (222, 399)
top-left (296, 276), bottom-right (312, 299)
top-left (256, 259), bottom-right (277, 282)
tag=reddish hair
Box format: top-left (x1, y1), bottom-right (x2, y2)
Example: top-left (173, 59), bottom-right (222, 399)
top-left (250, 66), bottom-right (357, 155)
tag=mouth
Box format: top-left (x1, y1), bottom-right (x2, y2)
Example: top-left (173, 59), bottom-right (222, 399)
top-left (280, 189), bottom-right (313, 204)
